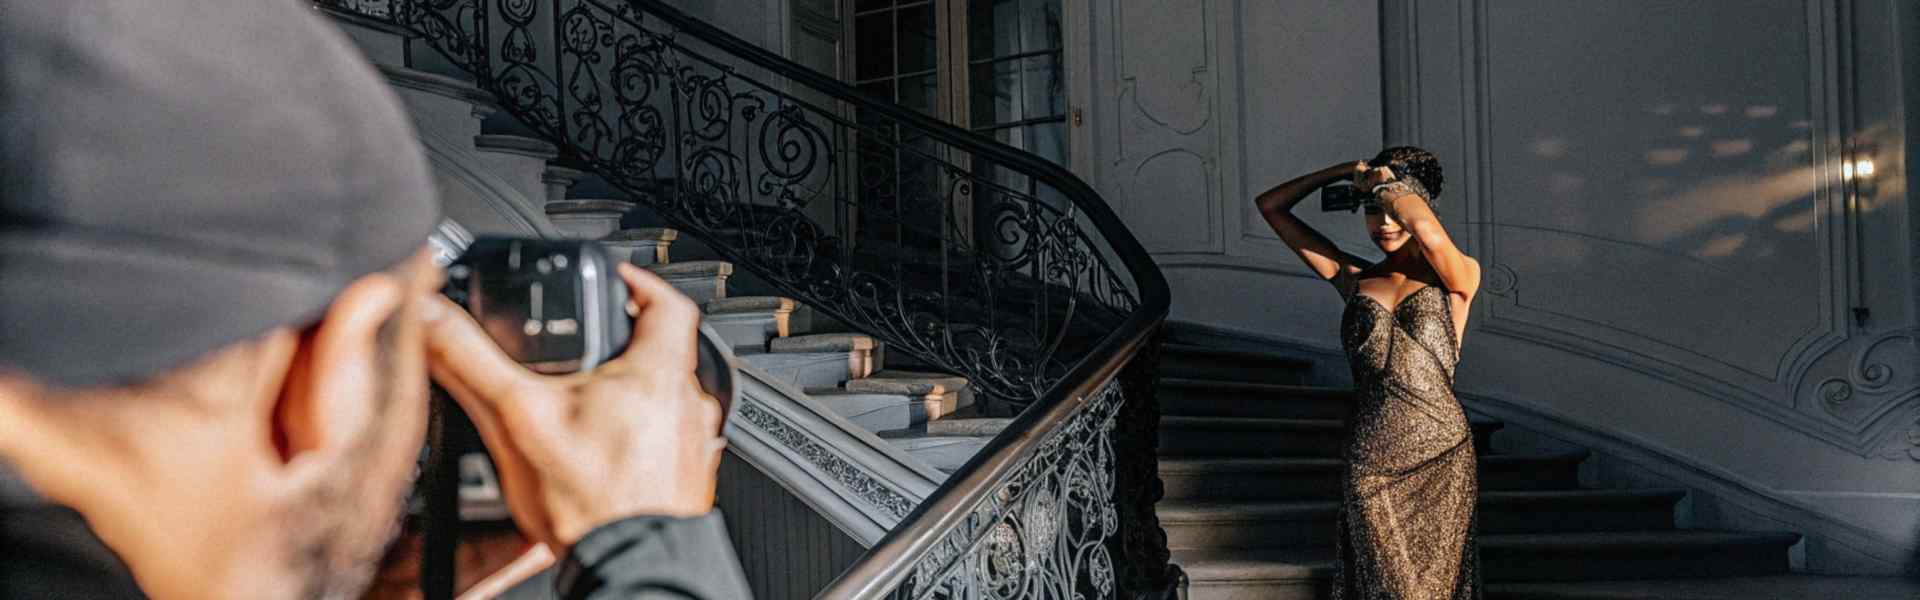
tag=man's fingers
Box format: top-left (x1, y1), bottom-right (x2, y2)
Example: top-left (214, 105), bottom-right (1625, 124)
top-left (611, 263), bottom-right (699, 373)
top-left (423, 294), bottom-right (533, 410)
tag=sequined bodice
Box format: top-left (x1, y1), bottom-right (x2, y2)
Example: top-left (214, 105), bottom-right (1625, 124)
top-left (1340, 283), bottom-right (1460, 387)
top-left (1331, 281), bottom-right (1480, 599)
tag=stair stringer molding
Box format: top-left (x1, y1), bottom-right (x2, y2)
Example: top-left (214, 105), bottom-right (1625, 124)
top-left (723, 361), bottom-right (946, 545)
top-left (1164, 318), bottom-right (1919, 577)
top-left (1464, 390), bottom-right (1915, 577)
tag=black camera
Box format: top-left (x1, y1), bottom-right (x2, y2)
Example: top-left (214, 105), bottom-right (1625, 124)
top-left (1320, 183), bottom-right (1375, 213)
top-left (419, 236), bottom-right (738, 599)
top-left (443, 236), bottom-right (735, 414)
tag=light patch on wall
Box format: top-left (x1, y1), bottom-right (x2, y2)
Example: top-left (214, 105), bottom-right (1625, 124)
top-left (1700, 104), bottom-right (1730, 115)
top-left (1531, 138), bottom-right (1570, 158)
top-left (1634, 165), bottom-right (1817, 244)
top-left (1647, 148), bottom-right (1691, 166)
top-left (1547, 172), bottom-right (1587, 196)
top-left (1710, 139), bottom-right (1754, 158)
top-left (1695, 232), bottom-right (1747, 258)
top-left (1677, 126), bottom-right (1706, 138)
top-left (1648, 103), bottom-right (1677, 116)
top-left (1744, 105), bottom-right (1779, 119)
top-left (1772, 209), bottom-right (1816, 233)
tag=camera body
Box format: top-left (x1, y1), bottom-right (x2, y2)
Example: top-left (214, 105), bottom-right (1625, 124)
top-left (445, 237), bottom-right (631, 374)
top-left (443, 236), bottom-right (736, 421)
top-left (1320, 183), bottom-right (1374, 213)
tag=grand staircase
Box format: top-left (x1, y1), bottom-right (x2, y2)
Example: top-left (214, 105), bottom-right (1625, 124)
top-left (326, 2), bottom-right (1917, 598)
top-left (1152, 339), bottom-right (1920, 599)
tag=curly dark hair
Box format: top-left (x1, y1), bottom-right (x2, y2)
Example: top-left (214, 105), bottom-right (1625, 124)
top-left (1368, 146), bottom-right (1443, 201)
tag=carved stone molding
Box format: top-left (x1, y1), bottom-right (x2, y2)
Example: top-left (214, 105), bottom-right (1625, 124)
top-left (736, 397), bottom-right (918, 520)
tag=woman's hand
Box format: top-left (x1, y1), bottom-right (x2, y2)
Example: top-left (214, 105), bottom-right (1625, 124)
top-left (1355, 165), bottom-right (1397, 189)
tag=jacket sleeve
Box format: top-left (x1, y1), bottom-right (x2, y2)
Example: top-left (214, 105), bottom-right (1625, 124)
top-left (552, 510), bottom-right (754, 600)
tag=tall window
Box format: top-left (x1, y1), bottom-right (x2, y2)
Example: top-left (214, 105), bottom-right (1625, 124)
top-left (845, 0), bottom-right (1067, 247)
top-left (966, 0), bottom-right (1066, 167)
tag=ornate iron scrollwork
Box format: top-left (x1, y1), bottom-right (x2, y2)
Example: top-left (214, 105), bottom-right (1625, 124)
top-left (380, 0), bottom-right (1137, 411)
top-left (894, 379), bottom-right (1126, 600)
top-left (323, 1), bottom-right (1174, 595)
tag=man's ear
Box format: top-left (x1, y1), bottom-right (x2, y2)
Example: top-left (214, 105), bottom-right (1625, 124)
top-left (272, 273), bottom-right (405, 464)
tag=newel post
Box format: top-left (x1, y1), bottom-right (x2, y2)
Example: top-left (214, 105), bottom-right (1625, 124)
top-left (1111, 325), bottom-right (1183, 599)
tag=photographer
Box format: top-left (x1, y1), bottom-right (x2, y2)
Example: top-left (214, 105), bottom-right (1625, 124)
top-left (0, 1), bottom-right (750, 599)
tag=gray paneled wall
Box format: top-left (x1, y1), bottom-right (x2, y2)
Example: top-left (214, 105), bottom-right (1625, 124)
top-left (1074, 0), bottom-right (1920, 574)
top-left (716, 450), bottom-right (869, 599)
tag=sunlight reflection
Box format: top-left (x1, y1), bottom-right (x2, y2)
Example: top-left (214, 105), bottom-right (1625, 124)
top-left (1635, 164), bottom-right (1819, 242)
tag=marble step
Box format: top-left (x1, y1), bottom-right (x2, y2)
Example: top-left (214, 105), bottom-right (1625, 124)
top-left (547, 198), bottom-right (633, 241)
top-left (1158, 416), bottom-right (1502, 459)
top-left (884, 435), bottom-right (991, 474)
top-left (1484, 575), bottom-right (1920, 600)
top-left (1176, 531), bottom-right (1800, 599)
top-left (473, 134), bottom-right (559, 216)
top-left (1159, 380), bottom-right (1355, 420)
top-left (844, 370), bottom-right (975, 420)
top-left (743, 334), bottom-right (880, 389)
top-left (702, 296), bottom-right (795, 353)
top-left (807, 389), bottom-right (928, 433)
top-left (1160, 489), bottom-right (1686, 550)
top-left (1158, 451), bottom-right (1589, 501)
top-left (602, 227), bottom-right (676, 267)
top-left (1161, 344), bottom-right (1315, 386)
top-left (541, 164), bottom-right (585, 205)
top-left (643, 259), bottom-right (731, 303)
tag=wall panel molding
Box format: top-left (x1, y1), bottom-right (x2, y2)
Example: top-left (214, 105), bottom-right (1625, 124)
top-left (1402, 0), bottom-right (1919, 459)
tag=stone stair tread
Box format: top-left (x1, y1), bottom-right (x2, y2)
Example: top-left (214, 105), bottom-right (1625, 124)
top-left (1157, 450), bottom-right (1590, 473)
top-left (1162, 344), bottom-right (1316, 367)
top-left (1173, 530), bottom-right (1799, 577)
top-left (644, 260), bottom-right (733, 277)
top-left (768, 332), bottom-right (876, 353)
top-left (844, 370), bottom-right (969, 395)
top-left (473, 133), bottom-right (559, 158)
top-left (547, 198), bottom-right (636, 215)
top-left (924, 417), bottom-right (1013, 437)
top-left (1173, 547), bottom-right (1333, 580)
top-left (1484, 575), bottom-right (1920, 599)
top-left (1485, 530), bottom-right (1802, 551)
top-left (1158, 489), bottom-right (1687, 521)
top-left (376, 63), bottom-right (492, 106)
top-left (1159, 379), bottom-right (1350, 397)
top-left (603, 227), bottom-right (678, 242)
top-left (704, 296), bottom-right (796, 314)
top-left (1162, 415), bottom-right (1503, 431)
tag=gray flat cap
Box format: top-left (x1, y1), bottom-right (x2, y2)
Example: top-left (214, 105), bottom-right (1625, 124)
top-left (0, 0), bottom-right (440, 386)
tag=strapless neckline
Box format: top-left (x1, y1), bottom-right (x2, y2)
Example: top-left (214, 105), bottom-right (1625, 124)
top-left (1349, 282), bottom-right (1445, 315)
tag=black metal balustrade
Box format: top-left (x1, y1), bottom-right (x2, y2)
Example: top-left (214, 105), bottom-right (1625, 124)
top-left (320, 0), bottom-right (1178, 597)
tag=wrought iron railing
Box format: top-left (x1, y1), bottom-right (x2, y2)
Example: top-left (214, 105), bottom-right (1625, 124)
top-left (321, 0), bottom-right (1177, 596)
top-left (384, 0), bottom-right (1139, 411)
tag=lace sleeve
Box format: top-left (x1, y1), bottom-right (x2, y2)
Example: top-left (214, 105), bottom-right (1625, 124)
top-left (1369, 178), bottom-right (1432, 208)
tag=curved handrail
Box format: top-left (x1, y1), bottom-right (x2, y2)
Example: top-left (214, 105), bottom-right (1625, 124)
top-left (816, 317), bottom-right (1162, 598)
top-left (597, 5), bottom-right (1171, 592)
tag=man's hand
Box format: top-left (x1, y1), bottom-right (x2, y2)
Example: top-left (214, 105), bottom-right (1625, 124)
top-left (423, 263), bottom-right (726, 549)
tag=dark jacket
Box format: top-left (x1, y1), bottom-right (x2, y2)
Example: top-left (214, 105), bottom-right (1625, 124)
top-left (0, 471), bottom-right (753, 600)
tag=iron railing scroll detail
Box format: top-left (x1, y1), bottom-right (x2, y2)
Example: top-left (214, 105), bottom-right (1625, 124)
top-left (317, 0), bottom-right (1178, 597)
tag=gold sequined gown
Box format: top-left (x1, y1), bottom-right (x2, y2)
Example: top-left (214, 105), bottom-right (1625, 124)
top-left (1332, 281), bottom-right (1481, 599)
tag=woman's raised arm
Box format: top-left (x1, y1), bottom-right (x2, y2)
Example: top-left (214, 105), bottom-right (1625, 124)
top-left (1253, 161), bottom-right (1374, 285)
top-left (1372, 178), bottom-right (1481, 299)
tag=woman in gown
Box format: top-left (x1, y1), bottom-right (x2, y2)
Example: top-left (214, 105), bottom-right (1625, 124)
top-left (1252, 147), bottom-right (1483, 599)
